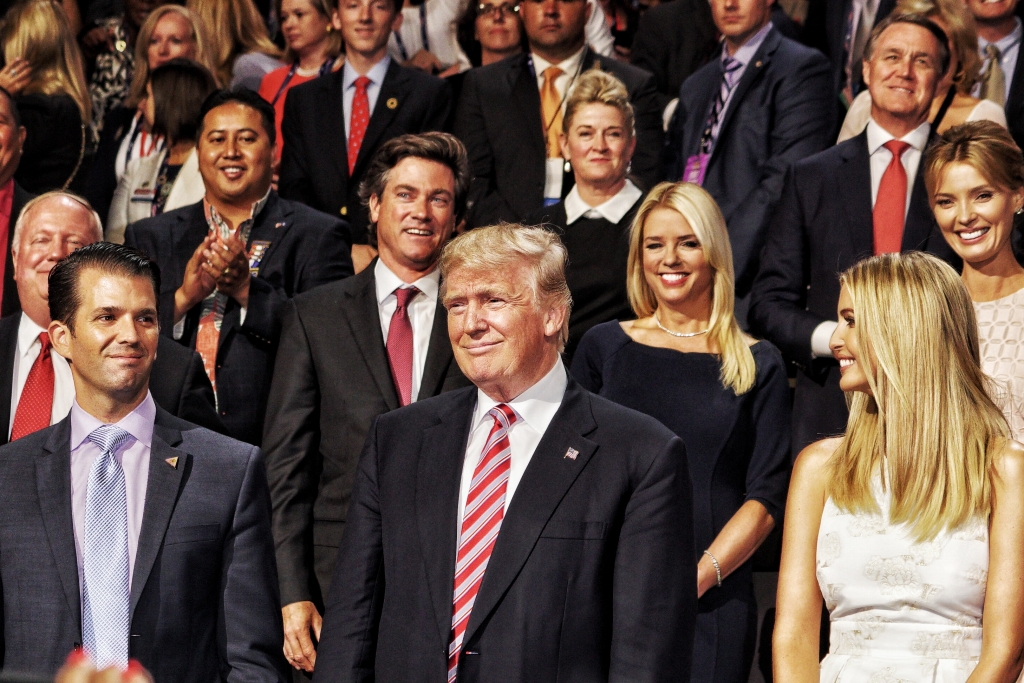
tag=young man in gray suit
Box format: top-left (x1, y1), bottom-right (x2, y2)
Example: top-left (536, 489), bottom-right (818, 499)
top-left (0, 242), bottom-right (288, 683)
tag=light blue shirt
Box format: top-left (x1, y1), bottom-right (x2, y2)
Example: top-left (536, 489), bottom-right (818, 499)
top-left (343, 56), bottom-right (392, 141)
top-left (711, 22), bottom-right (774, 142)
top-left (977, 17), bottom-right (1022, 104)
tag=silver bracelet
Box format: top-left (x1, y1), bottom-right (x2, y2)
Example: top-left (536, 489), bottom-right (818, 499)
top-left (703, 550), bottom-right (722, 587)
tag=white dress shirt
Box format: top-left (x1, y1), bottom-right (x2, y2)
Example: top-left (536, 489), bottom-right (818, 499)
top-left (564, 179), bottom-right (642, 224)
top-left (10, 313), bottom-right (75, 437)
top-left (810, 119), bottom-right (931, 359)
top-left (456, 359), bottom-right (567, 529)
top-left (532, 46), bottom-right (588, 201)
top-left (374, 259), bottom-right (440, 403)
top-left (388, 0), bottom-right (472, 71)
top-left (976, 17), bottom-right (1022, 104)
top-left (343, 57), bottom-right (392, 142)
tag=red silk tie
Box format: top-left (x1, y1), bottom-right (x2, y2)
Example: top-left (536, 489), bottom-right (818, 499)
top-left (448, 404), bottom-right (519, 683)
top-left (873, 140), bottom-right (912, 255)
top-left (11, 332), bottom-right (54, 440)
top-left (196, 305), bottom-right (219, 392)
top-left (386, 287), bottom-right (418, 406)
top-left (347, 76), bottom-right (371, 175)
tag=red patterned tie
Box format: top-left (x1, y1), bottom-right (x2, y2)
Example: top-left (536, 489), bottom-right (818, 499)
top-left (873, 140), bottom-right (911, 255)
top-left (11, 332), bottom-right (54, 440)
top-left (386, 287), bottom-right (418, 406)
top-left (347, 76), bottom-right (372, 175)
top-left (448, 404), bottom-right (519, 682)
top-left (196, 305), bottom-right (219, 392)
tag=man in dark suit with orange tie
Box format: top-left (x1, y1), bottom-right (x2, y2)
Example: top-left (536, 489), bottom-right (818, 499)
top-left (312, 223), bottom-right (696, 683)
top-left (278, 0), bottom-right (450, 273)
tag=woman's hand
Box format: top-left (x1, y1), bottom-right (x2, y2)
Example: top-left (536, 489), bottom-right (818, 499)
top-left (0, 58), bottom-right (31, 95)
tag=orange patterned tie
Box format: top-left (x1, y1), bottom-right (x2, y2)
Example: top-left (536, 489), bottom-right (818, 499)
top-left (540, 66), bottom-right (564, 159)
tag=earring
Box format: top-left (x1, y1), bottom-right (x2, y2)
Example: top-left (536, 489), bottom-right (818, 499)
top-left (1017, 206), bottom-right (1023, 215)
top-left (564, 159), bottom-right (571, 173)
top-left (626, 161), bottom-right (632, 174)
top-left (326, 24), bottom-right (333, 32)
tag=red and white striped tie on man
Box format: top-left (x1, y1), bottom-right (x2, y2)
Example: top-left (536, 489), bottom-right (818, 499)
top-left (447, 403), bottom-right (519, 683)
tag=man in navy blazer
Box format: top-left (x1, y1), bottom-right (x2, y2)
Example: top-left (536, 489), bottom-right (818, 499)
top-left (313, 224), bottom-right (695, 683)
top-left (667, 0), bottom-right (834, 305)
top-left (125, 89), bottom-right (354, 446)
top-left (0, 242), bottom-right (288, 683)
top-left (749, 14), bottom-right (959, 453)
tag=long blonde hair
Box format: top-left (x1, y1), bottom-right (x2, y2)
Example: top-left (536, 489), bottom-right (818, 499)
top-left (126, 5), bottom-right (219, 109)
top-left (626, 182), bottom-right (756, 394)
top-left (186, 0), bottom-right (282, 86)
top-left (896, 0), bottom-right (982, 93)
top-left (0, 0), bottom-right (91, 124)
top-left (827, 252), bottom-right (1008, 541)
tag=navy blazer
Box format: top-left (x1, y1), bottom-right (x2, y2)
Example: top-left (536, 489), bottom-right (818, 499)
top-left (454, 49), bottom-right (663, 227)
top-left (124, 192), bottom-right (354, 445)
top-left (748, 130), bottom-right (959, 452)
top-left (1005, 41), bottom-right (1024, 157)
top-left (278, 60), bottom-right (450, 244)
top-left (312, 378), bottom-right (696, 683)
top-left (0, 406), bottom-right (289, 683)
top-left (668, 28), bottom-right (835, 294)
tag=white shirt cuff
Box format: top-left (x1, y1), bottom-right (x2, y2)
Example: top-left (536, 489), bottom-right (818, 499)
top-left (663, 97), bottom-right (679, 133)
top-left (811, 320), bottom-right (838, 359)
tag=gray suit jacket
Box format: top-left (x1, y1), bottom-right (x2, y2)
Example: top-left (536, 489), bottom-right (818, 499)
top-left (0, 405), bottom-right (289, 683)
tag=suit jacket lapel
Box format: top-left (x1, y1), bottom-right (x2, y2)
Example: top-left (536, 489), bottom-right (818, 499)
top-left (343, 265), bottom-right (400, 410)
top-left (130, 415), bottom-right (187, 615)
top-left (418, 298), bottom-right (453, 399)
top-left (843, 132), bottom-right (875, 258)
top-left (463, 380), bottom-right (598, 646)
top-left (714, 30), bottom-right (779, 157)
top-left (0, 315), bottom-right (19, 446)
top-left (902, 165), bottom-right (935, 251)
top-left (416, 389), bottom-right (475, 648)
top-left (323, 71), bottom-right (351, 183)
top-left (353, 62), bottom-right (406, 177)
top-left (36, 419), bottom-right (81, 628)
top-left (509, 55), bottom-right (546, 162)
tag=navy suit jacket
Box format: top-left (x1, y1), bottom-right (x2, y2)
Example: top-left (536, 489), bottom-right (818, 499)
top-left (748, 130), bottom-right (959, 452)
top-left (0, 406), bottom-right (289, 683)
top-left (278, 60), bottom-right (450, 244)
top-left (668, 28), bottom-right (835, 294)
top-left (124, 192), bottom-right (354, 445)
top-left (312, 378), bottom-right (696, 683)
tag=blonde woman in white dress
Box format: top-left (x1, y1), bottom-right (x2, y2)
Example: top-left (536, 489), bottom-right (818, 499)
top-left (773, 252), bottom-right (1024, 683)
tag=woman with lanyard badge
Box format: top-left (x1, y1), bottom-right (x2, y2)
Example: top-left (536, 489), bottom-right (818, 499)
top-left (258, 0), bottom-right (343, 164)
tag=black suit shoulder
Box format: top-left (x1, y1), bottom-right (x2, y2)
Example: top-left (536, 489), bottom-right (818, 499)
top-left (598, 55), bottom-right (657, 91)
top-left (275, 195), bottom-right (350, 231)
top-left (791, 132), bottom-right (864, 175)
top-left (291, 263), bottom-right (372, 313)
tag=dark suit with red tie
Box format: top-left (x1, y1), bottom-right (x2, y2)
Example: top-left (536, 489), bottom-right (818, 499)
top-left (277, 61), bottom-right (450, 245)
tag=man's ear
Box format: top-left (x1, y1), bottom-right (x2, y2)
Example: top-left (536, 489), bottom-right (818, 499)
top-left (48, 319), bottom-right (73, 362)
top-left (369, 193), bottom-right (382, 224)
top-left (543, 302), bottom-right (568, 341)
top-left (391, 10), bottom-right (404, 32)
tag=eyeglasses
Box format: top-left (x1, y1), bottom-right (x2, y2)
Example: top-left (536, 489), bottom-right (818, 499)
top-left (477, 2), bottom-right (518, 18)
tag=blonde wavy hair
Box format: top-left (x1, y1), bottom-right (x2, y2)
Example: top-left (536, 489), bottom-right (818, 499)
top-left (126, 5), bottom-right (219, 109)
top-left (186, 0), bottom-right (282, 86)
top-left (827, 252), bottom-right (1008, 542)
top-left (0, 0), bottom-right (91, 123)
top-left (562, 68), bottom-right (635, 138)
top-left (924, 120), bottom-right (1024, 200)
top-left (896, 0), bottom-right (982, 93)
top-left (626, 182), bottom-right (756, 395)
top-left (439, 223), bottom-right (572, 352)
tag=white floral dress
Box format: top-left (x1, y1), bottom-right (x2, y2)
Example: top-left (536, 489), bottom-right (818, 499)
top-left (816, 480), bottom-right (988, 683)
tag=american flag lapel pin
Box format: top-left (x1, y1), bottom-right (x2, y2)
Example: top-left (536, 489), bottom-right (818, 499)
top-left (564, 447), bottom-right (579, 461)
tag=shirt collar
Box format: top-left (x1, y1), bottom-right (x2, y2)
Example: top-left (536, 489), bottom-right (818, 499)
top-left (722, 21), bottom-right (773, 66)
top-left (865, 118), bottom-right (930, 154)
top-left (472, 358), bottom-right (567, 435)
top-left (374, 257), bottom-right (440, 304)
top-left (531, 45), bottom-right (587, 81)
top-left (343, 56), bottom-right (392, 90)
top-left (564, 179), bottom-right (642, 224)
top-left (69, 392), bottom-right (156, 452)
top-left (203, 187), bottom-right (272, 240)
top-left (17, 312), bottom-right (48, 360)
top-left (980, 17), bottom-right (1023, 52)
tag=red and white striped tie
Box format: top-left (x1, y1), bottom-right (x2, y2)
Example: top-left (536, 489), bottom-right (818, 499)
top-left (448, 403), bottom-right (519, 682)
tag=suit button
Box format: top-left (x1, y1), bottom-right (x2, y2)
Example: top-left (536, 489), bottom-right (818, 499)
top-left (340, 206), bottom-right (348, 216)
top-left (220, 411), bottom-right (227, 416)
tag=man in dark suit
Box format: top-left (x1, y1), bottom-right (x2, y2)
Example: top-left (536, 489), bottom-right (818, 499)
top-left (0, 241), bottom-right (288, 683)
top-left (0, 87), bottom-right (30, 318)
top-left (0, 191), bottom-right (221, 444)
top-left (749, 14), bottom-right (959, 454)
top-left (313, 223), bottom-right (696, 683)
top-left (279, 0), bottom-right (450, 273)
top-left (264, 133), bottom-right (472, 675)
top-left (967, 0), bottom-right (1024, 152)
top-left (668, 0), bottom-right (834, 308)
top-left (454, 0), bottom-right (663, 228)
top-left (125, 89), bottom-right (354, 446)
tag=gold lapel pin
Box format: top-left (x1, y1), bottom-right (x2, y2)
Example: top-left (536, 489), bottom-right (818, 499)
top-left (165, 456), bottom-right (178, 469)
top-left (755, 60), bottom-right (762, 67)
top-left (386, 97), bottom-right (398, 109)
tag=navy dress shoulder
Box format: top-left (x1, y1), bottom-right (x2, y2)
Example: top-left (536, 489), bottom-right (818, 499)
top-left (571, 320), bottom-right (792, 683)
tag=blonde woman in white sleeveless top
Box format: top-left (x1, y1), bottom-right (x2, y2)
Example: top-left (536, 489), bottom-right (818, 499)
top-left (773, 252), bottom-right (1024, 683)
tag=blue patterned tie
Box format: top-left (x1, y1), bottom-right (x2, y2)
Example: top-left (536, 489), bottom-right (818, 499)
top-left (700, 56), bottom-right (743, 154)
top-left (82, 425), bottom-right (133, 670)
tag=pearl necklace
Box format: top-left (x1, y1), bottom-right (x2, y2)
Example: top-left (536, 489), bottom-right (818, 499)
top-left (654, 313), bottom-right (709, 338)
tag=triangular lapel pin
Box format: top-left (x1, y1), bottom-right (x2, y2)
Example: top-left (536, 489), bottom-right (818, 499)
top-left (165, 456), bottom-right (178, 469)
top-left (564, 447), bottom-right (579, 461)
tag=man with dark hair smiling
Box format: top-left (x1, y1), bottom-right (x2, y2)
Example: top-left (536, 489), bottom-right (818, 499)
top-left (0, 241), bottom-right (288, 683)
top-left (126, 88), bottom-right (354, 446)
top-left (264, 132), bottom-right (471, 674)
